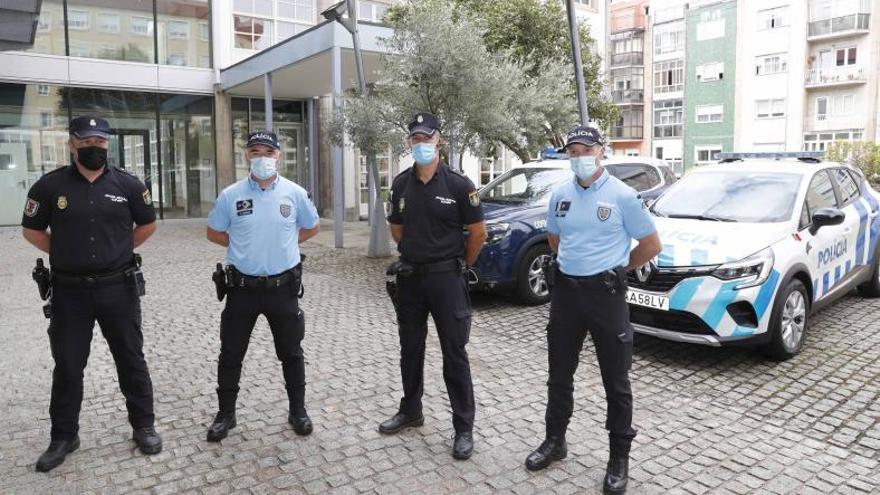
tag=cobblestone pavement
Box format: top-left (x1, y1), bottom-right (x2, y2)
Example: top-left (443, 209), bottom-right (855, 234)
top-left (1, 219), bottom-right (878, 495)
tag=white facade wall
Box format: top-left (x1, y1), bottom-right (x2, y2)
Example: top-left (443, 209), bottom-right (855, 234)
top-left (648, 0), bottom-right (685, 172)
top-left (735, 1), bottom-right (808, 152)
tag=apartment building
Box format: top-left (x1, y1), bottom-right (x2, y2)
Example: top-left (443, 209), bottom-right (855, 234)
top-left (682, 0), bottom-right (737, 170)
top-left (635, 0), bottom-right (880, 173)
top-left (801, 0), bottom-right (879, 153)
top-left (647, 0), bottom-right (685, 175)
top-left (607, 0), bottom-right (649, 157)
top-left (734, 2), bottom-right (808, 154)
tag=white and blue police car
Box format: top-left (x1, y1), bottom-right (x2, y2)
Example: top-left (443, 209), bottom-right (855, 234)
top-left (628, 152), bottom-right (880, 359)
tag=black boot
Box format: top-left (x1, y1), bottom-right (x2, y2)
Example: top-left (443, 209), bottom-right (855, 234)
top-left (35, 436), bottom-right (80, 472)
top-left (132, 427), bottom-right (162, 455)
top-left (377, 412), bottom-right (424, 434)
top-left (603, 454), bottom-right (629, 494)
top-left (452, 431), bottom-right (474, 460)
top-left (207, 413), bottom-right (237, 442)
top-left (525, 437), bottom-right (567, 471)
top-left (288, 411), bottom-right (313, 436)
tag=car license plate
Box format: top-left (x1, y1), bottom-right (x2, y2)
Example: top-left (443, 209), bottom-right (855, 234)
top-left (626, 289), bottom-right (669, 311)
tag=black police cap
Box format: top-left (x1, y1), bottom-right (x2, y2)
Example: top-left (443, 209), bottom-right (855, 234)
top-left (246, 130), bottom-right (280, 150)
top-left (562, 125), bottom-right (605, 150)
top-left (407, 112), bottom-right (440, 137)
top-left (69, 116), bottom-right (111, 139)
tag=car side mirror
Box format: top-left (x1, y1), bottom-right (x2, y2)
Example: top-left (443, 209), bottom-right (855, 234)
top-left (809, 207), bottom-right (845, 235)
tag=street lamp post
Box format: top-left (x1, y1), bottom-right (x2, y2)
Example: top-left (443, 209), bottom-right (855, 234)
top-left (565, 0), bottom-right (589, 124)
top-left (322, 0), bottom-right (391, 257)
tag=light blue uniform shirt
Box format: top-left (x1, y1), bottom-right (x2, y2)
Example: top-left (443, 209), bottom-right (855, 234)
top-left (546, 170), bottom-right (656, 276)
top-left (208, 175), bottom-right (319, 276)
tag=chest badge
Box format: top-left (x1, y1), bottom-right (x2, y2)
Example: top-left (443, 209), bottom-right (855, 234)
top-left (280, 204), bottom-right (291, 218)
top-left (57, 196), bottom-right (68, 210)
top-left (555, 200), bottom-right (571, 217)
top-left (597, 206), bottom-right (611, 221)
top-left (236, 199), bottom-right (254, 216)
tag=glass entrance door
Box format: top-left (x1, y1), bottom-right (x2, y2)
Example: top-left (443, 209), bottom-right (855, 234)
top-left (359, 148), bottom-right (393, 218)
top-left (276, 122), bottom-right (306, 186)
top-left (0, 142), bottom-right (29, 225)
top-left (108, 129), bottom-right (158, 210)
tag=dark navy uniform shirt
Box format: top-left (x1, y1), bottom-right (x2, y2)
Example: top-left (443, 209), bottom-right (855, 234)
top-left (387, 163), bottom-right (484, 264)
top-left (21, 165), bottom-right (156, 274)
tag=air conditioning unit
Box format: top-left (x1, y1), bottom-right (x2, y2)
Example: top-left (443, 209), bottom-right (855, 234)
top-left (0, 1), bottom-right (42, 52)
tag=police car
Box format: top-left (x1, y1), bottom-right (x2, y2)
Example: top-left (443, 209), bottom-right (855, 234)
top-left (628, 152), bottom-right (880, 359)
top-left (472, 155), bottom-right (676, 304)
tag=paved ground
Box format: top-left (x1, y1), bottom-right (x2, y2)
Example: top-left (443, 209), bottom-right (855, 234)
top-left (1, 219), bottom-right (878, 495)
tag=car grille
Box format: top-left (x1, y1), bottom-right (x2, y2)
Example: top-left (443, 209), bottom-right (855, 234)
top-left (629, 306), bottom-right (715, 335)
top-left (626, 267), bottom-right (715, 292)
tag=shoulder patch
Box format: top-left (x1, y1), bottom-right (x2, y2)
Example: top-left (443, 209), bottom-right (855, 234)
top-left (142, 189), bottom-right (152, 205)
top-left (468, 191), bottom-right (480, 207)
top-left (24, 198), bottom-right (40, 217)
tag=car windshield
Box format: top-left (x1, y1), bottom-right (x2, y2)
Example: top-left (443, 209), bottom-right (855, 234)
top-left (652, 171), bottom-right (802, 223)
top-left (480, 168), bottom-right (572, 205)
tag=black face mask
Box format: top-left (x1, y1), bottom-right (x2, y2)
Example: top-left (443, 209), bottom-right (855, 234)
top-left (76, 146), bottom-right (108, 171)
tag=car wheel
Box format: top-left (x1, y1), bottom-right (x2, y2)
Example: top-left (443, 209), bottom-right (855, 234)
top-left (856, 243), bottom-right (880, 298)
top-left (764, 279), bottom-right (809, 360)
top-left (516, 244), bottom-right (552, 305)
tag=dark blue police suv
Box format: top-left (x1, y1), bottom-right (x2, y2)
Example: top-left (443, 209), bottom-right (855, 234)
top-left (470, 155), bottom-right (676, 304)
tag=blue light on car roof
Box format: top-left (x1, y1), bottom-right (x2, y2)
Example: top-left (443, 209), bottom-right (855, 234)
top-left (540, 148), bottom-right (568, 160)
top-left (716, 151), bottom-right (824, 161)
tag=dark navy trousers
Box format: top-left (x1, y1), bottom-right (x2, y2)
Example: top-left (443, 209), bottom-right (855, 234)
top-left (48, 282), bottom-right (154, 440)
top-left (217, 284), bottom-right (306, 415)
top-left (395, 270), bottom-right (475, 433)
top-left (544, 268), bottom-right (637, 455)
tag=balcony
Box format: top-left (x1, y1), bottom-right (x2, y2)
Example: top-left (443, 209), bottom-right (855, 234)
top-left (610, 125), bottom-right (644, 141)
top-left (610, 51), bottom-right (643, 67)
top-left (611, 8), bottom-right (647, 32)
top-left (612, 89), bottom-right (644, 104)
top-left (805, 66), bottom-right (867, 88)
top-left (803, 113), bottom-right (867, 133)
top-left (808, 14), bottom-right (870, 40)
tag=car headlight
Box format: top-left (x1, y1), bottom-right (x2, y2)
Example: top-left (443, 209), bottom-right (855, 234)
top-left (486, 222), bottom-right (510, 244)
top-left (712, 248), bottom-right (774, 289)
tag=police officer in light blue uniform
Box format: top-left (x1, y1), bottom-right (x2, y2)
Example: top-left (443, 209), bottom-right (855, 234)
top-left (205, 130), bottom-right (320, 442)
top-left (525, 125), bottom-right (662, 495)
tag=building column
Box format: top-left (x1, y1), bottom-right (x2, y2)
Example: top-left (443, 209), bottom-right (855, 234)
top-left (263, 73), bottom-right (273, 131)
top-left (214, 88), bottom-right (236, 191)
top-left (331, 45), bottom-right (344, 248)
top-left (307, 97), bottom-right (318, 207)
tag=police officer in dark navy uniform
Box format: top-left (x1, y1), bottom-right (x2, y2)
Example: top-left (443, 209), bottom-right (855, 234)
top-left (205, 130), bottom-right (320, 442)
top-left (524, 125), bottom-right (661, 494)
top-left (21, 116), bottom-right (162, 472)
top-left (380, 112), bottom-right (487, 460)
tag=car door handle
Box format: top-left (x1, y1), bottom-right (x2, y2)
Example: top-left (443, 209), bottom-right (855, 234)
top-left (844, 227), bottom-right (853, 234)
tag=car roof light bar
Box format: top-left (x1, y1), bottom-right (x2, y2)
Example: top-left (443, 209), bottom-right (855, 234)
top-left (716, 151), bottom-right (824, 163)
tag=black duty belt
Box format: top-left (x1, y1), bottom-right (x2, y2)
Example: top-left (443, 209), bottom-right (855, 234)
top-left (229, 265), bottom-right (301, 289)
top-left (559, 266), bottom-right (626, 292)
top-left (560, 268), bottom-right (616, 281)
top-left (51, 268), bottom-right (130, 287)
top-left (408, 258), bottom-right (463, 275)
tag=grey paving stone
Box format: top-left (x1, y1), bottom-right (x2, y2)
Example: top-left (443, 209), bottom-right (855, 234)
top-left (0, 220), bottom-right (877, 494)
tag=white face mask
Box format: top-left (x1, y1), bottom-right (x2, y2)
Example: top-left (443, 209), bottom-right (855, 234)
top-left (570, 155), bottom-right (598, 180)
top-left (250, 156), bottom-right (277, 180)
